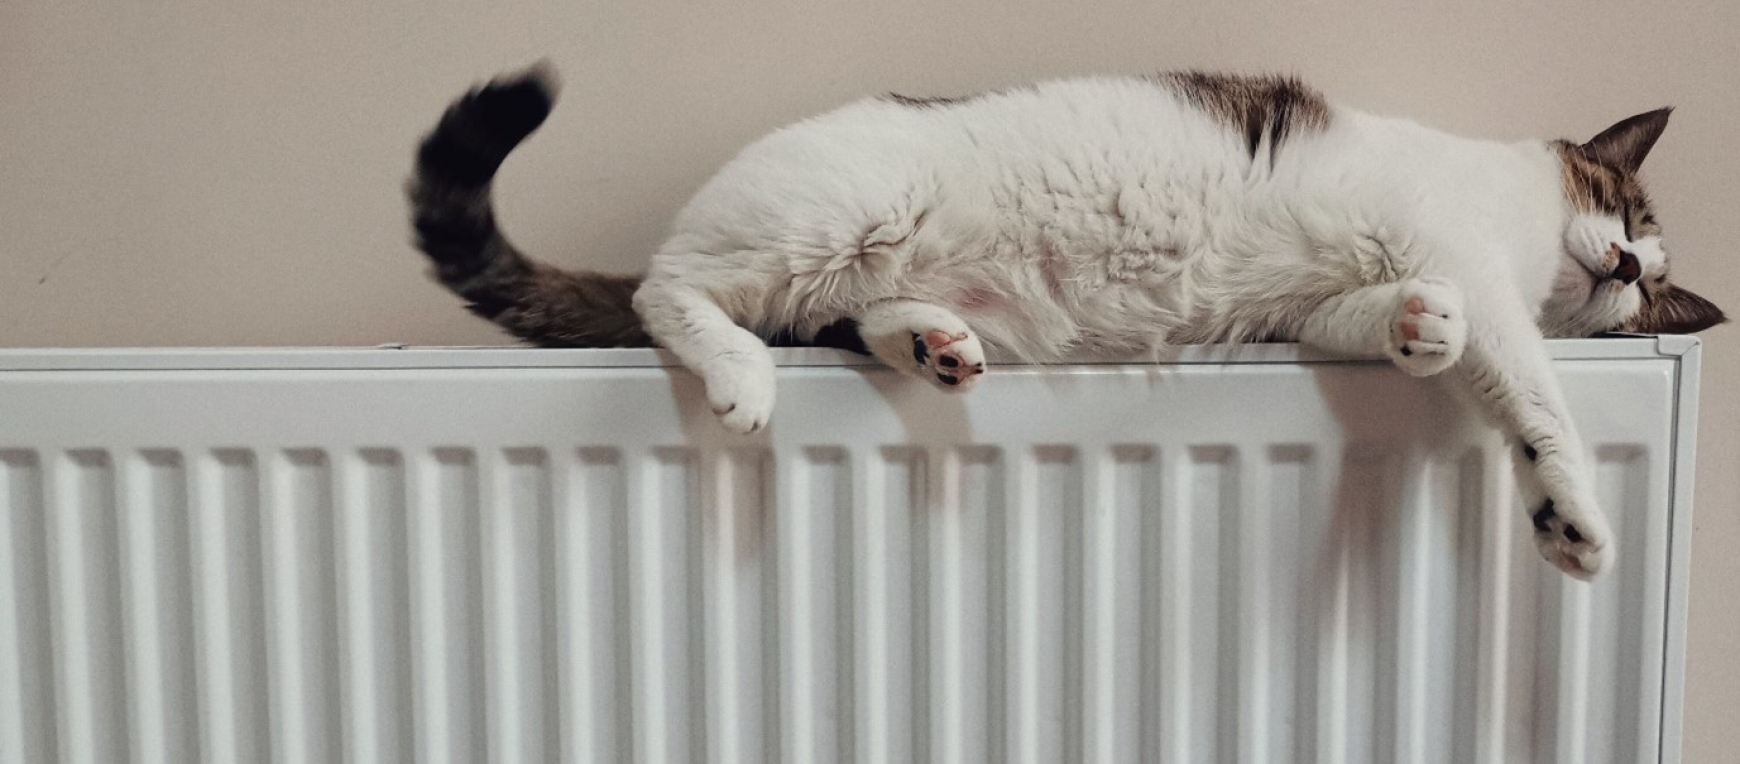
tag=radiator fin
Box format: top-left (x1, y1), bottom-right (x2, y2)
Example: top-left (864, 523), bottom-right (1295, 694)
top-left (631, 448), bottom-right (705, 764)
top-left (50, 450), bottom-right (128, 764)
top-left (1253, 446), bottom-right (1305, 763)
top-left (1581, 446), bottom-right (1654, 764)
top-left (557, 447), bottom-right (631, 764)
top-left (857, 447), bottom-right (922, 764)
top-left (1083, 446), bottom-right (1154, 764)
top-left (191, 449), bottom-right (269, 764)
top-left (925, 446), bottom-right (1003, 764)
top-left (120, 450), bottom-right (199, 764)
top-left (0, 451), bottom-right (54, 764)
top-left (777, 447), bottom-right (852, 763)
top-left (262, 449), bottom-right (342, 764)
top-left (1004, 446), bottom-right (1079, 764)
top-left (703, 447), bottom-right (773, 764)
top-left (410, 448), bottom-right (486, 764)
top-left (331, 450), bottom-right (407, 763)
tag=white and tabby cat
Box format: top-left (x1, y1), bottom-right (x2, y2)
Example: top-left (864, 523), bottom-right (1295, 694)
top-left (408, 64), bottom-right (1723, 578)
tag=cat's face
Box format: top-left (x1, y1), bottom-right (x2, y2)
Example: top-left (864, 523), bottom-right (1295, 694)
top-left (1540, 109), bottom-right (1725, 337)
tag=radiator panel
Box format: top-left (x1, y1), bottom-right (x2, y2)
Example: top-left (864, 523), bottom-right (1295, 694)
top-left (0, 343), bottom-right (1698, 763)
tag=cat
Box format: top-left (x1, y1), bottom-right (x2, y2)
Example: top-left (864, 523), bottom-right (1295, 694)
top-left (407, 63), bottom-right (1724, 578)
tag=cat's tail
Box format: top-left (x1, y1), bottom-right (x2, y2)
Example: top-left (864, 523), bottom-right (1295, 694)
top-left (407, 62), bottom-right (650, 347)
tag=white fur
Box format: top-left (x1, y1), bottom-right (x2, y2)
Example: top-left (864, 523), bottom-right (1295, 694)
top-left (631, 76), bottom-right (1656, 577)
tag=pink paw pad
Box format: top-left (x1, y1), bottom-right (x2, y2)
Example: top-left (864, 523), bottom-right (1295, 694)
top-left (924, 329), bottom-right (964, 348)
top-left (912, 329), bottom-right (983, 387)
top-left (1397, 298), bottom-right (1425, 341)
top-left (1388, 279), bottom-right (1466, 376)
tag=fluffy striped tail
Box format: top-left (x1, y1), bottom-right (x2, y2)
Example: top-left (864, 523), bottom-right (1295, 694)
top-left (407, 63), bottom-right (649, 347)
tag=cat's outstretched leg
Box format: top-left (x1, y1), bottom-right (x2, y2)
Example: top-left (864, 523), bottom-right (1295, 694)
top-left (1457, 299), bottom-right (1611, 578)
top-left (633, 281), bottom-right (776, 434)
top-left (853, 299), bottom-right (987, 390)
top-left (1298, 277), bottom-right (1468, 376)
top-left (1302, 276), bottom-right (1603, 576)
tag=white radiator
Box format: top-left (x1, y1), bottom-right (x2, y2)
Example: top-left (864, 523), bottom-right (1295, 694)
top-left (0, 339), bottom-right (1701, 764)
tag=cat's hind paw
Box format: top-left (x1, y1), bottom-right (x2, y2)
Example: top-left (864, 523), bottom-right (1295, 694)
top-left (1390, 278), bottom-right (1466, 377)
top-left (1529, 498), bottom-right (1612, 579)
top-left (912, 328), bottom-right (986, 391)
top-left (856, 299), bottom-right (989, 391)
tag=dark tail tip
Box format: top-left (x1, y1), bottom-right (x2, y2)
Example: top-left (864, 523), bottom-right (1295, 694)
top-left (466, 61), bottom-right (560, 145)
top-left (416, 62), bottom-right (561, 188)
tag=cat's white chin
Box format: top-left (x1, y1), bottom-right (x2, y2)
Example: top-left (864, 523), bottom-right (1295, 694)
top-left (1538, 264), bottom-right (1625, 337)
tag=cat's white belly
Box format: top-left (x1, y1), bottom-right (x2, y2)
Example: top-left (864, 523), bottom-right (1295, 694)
top-left (875, 232), bottom-right (1214, 358)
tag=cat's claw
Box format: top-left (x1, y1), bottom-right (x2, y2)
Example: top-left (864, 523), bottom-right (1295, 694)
top-left (1390, 278), bottom-right (1466, 377)
top-left (700, 351), bottom-right (776, 434)
top-left (911, 328), bottom-right (986, 391)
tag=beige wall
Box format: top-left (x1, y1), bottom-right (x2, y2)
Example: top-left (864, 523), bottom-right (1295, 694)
top-left (3, 0), bottom-right (1734, 753)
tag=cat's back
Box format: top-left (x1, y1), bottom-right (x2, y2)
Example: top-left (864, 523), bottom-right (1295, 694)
top-left (695, 74), bottom-right (1292, 189)
top-left (661, 73), bottom-right (1328, 255)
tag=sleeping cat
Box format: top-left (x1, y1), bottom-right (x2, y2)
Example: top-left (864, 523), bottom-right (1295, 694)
top-left (408, 64), bottom-right (1723, 578)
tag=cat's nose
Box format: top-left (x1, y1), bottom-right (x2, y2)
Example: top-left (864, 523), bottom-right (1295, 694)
top-left (1611, 247), bottom-right (1642, 285)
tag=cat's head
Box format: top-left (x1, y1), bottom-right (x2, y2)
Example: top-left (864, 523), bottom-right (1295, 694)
top-left (1542, 108), bottom-right (1725, 337)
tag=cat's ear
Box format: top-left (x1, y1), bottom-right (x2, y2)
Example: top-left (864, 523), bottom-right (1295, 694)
top-left (1582, 108), bottom-right (1673, 173)
top-left (1620, 283), bottom-right (1727, 334)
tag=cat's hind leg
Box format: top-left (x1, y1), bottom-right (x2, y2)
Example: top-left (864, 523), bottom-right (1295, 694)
top-left (633, 281), bottom-right (777, 434)
top-left (853, 299), bottom-right (987, 390)
top-left (1298, 277), bottom-right (1468, 376)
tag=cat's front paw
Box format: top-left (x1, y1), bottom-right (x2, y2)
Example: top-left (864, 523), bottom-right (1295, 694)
top-left (700, 350), bottom-right (776, 434)
top-left (1389, 278), bottom-right (1466, 377)
top-left (911, 328), bottom-right (986, 391)
top-left (1529, 496), bottom-right (1612, 579)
